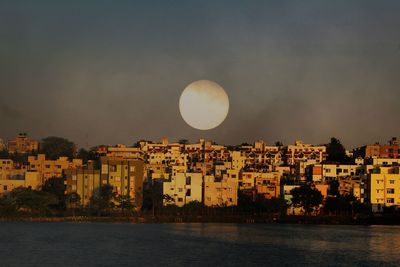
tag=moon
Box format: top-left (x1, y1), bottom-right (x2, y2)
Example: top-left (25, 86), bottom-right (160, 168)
top-left (179, 80), bottom-right (229, 130)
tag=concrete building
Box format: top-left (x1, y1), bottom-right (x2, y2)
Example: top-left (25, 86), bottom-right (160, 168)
top-left (100, 157), bottom-right (145, 208)
top-left (99, 144), bottom-right (144, 160)
top-left (204, 174), bottom-right (238, 207)
top-left (163, 170), bottom-right (203, 207)
top-left (365, 166), bottom-right (400, 212)
top-left (7, 133), bottom-right (39, 154)
top-left (0, 138), bottom-right (6, 151)
top-left (338, 176), bottom-right (364, 202)
top-left (255, 172), bottom-right (281, 199)
top-left (65, 158), bottom-right (145, 208)
top-left (28, 154), bottom-right (82, 184)
top-left (0, 171), bottom-right (41, 194)
top-left (286, 140), bottom-right (326, 165)
top-left (372, 158), bottom-right (400, 166)
top-left (355, 138), bottom-right (400, 159)
top-left (65, 166), bottom-right (102, 206)
top-left (312, 164), bottom-right (361, 182)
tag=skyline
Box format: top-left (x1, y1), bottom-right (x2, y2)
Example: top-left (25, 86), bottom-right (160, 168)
top-left (1, 1), bottom-right (400, 148)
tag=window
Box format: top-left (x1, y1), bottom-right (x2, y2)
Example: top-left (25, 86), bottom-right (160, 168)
top-left (186, 189), bottom-right (191, 196)
top-left (178, 198), bottom-right (183, 202)
top-left (110, 165), bottom-right (117, 172)
top-left (115, 176), bottom-right (121, 182)
top-left (390, 180), bottom-right (395, 184)
top-left (186, 176), bottom-right (191, 185)
top-left (178, 188), bottom-right (183, 192)
top-left (45, 165), bottom-right (51, 168)
top-left (387, 188), bottom-right (395, 194)
top-left (130, 166), bottom-right (135, 172)
top-left (3, 185), bottom-right (7, 191)
top-left (387, 198), bottom-right (395, 204)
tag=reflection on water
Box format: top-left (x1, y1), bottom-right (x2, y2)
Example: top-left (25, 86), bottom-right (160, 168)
top-left (0, 222), bottom-right (400, 267)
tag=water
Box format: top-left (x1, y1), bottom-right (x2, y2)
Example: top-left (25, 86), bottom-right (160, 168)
top-left (0, 222), bottom-right (399, 267)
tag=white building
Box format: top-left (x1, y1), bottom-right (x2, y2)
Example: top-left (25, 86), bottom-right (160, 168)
top-left (163, 170), bottom-right (203, 207)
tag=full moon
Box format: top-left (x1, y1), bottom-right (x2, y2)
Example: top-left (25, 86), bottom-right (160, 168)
top-left (179, 80), bottom-right (229, 130)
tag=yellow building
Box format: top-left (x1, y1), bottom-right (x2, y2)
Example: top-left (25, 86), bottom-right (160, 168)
top-left (65, 158), bottom-right (145, 208)
top-left (7, 133), bottom-right (39, 154)
top-left (339, 176), bottom-right (364, 202)
top-left (0, 171), bottom-right (41, 194)
top-left (100, 157), bottom-right (145, 208)
top-left (0, 159), bottom-right (20, 180)
top-left (366, 166), bottom-right (400, 212)
top-left (28, 154), bottom-right (82, 184)
top-left (204, 174), bottom-right (238, 207)
top-left (65, 166), bottom-right (102, 206)
top-left (255, 172), bottom-right (281, 199)
top-left (102, 144), bottom-right (144, 160)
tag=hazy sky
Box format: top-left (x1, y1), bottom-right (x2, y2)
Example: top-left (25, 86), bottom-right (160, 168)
top-left (1, 1), bottom-right (399, 149)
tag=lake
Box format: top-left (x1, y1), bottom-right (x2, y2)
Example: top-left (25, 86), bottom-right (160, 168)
top-left (0, 222), bottom-right (399, 266)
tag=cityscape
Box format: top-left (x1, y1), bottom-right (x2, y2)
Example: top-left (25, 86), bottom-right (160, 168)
top-left (1, 132), bottom-right (399, 222)
top-left (2, 1), bottom-right (400, 266)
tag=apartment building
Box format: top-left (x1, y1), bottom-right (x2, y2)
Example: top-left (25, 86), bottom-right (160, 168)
top-left (163, 171), bottom-right (203, 207)
top-left (7, 133), bottom-right (39, 154)
top-left (365, 166), bottom-right (400, 212)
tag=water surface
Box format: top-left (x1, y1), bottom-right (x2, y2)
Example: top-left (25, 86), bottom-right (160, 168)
top-left (0, 222), bottom-right (399, 266)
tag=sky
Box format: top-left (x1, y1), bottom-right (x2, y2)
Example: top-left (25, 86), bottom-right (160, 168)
top-left (1, 0), bottom-right (399, 149)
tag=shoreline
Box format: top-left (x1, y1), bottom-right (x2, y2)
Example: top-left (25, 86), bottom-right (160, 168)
top-left (1, 215), bottom-right (400, 225)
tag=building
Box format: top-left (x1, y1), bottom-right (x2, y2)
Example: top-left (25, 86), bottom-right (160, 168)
top-left (365, 166), bottom-right (400, 212)
top-left (99, 144), bottom-right (144, 160)
top-left (28, 154), bottom-right (82, 184)
top-left (0, 171), bottom-right (41, 194)
top-left (101, 157), bottom-right (145, 208)
top-left (0, 138), bottom-right (6, 151)
top-left (163, 170), bottom-right (203, 207)
top-left (355, 138), bottom-right (400, 159)
top-left (65, 165), bottom-right (101, 206)
top-left (286, 140), bottom-right (326, 166)
top-left (204, 174), bottom-right (238, 207)
top-left (338, 176), bottom-right (364, 202)
top-left (312, 164), bottom-right (361, 182)
top-left (65, 158), bottom-right (145, 208)
top-left (372, 158), bottom-right (400, 166)
top-left (7, 133), bottom-right (39, 154)
top-left (254, 172), bottom-right (281, 199)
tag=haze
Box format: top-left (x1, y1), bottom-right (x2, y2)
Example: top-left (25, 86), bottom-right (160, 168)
top-left (1, 1), bottom-right (399, 148)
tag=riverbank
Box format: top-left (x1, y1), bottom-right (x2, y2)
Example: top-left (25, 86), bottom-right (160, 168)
top-left (2, 214), bottom-right (400, 225)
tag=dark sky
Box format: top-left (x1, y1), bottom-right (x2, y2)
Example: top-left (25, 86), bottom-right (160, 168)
top-left (1, 1), bottom-right (399, 149)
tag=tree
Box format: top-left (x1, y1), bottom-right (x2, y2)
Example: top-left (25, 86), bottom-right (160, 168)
top-left (115, 195), bottom-right (135, 216)
top-left (40, 136), bottom-right (76, 160)
top-left (10, 187), bottom-right (58, 215)
top-left (178, 139), bottom-right (189, 145)
top-left (275, 141), bottom-right (283, 147)
top-left (324, 194), bottom-right (357, 216)
top-left (77, 147), bottom-right (99, 164)
top-left (0, 195), bottom-right (17, 216)
top-left (142, 180), bottom-right (164, 216)
top-left (90, 185), bottom-right (116, 216)
top-left (325, 137), bottom-right (352, 164)
top-left (66, 192), bottom-right (81, 216)
top-left (41, 177), bottom-right (66, 212)
top-left (291, 184), bottom-right (323, 215)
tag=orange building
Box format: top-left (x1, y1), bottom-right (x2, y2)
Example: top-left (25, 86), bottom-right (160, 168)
top-left (7, 133), bottom-right (39, 154)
